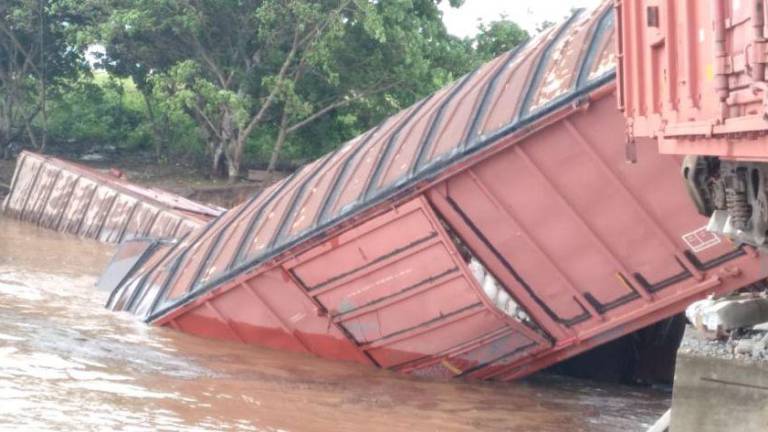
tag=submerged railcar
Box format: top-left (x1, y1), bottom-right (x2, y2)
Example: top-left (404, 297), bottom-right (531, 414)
top-left (2, 151), bottom-right (223, 243)
top-left (106, 2), bottom-right (767, 381)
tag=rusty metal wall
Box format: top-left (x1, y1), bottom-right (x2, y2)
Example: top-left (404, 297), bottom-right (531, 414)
top-left (2, 151), bottom-right (223, 243)
top-left (104, 2), bottom-right (767, 380)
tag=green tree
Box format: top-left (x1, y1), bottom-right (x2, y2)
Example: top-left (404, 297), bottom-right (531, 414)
top-left (474, 18), bottom-right (529, 62)
top-left (0, 0), bottom-right (97, 156)
top-left (101, 0), bottom-right (368, 180)
top-left (265, 0), bottom-right (475, 174)
top-left (100, 0), bottom-right (474, 180)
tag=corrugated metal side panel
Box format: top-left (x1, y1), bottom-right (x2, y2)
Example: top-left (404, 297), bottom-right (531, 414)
top-left (114, 2), bottom-right (619, 321)
top-left (108, 90), bottom-right (766, 381)
top-left (105, 0), bottom-right (768, 381)
top-left (145, 198), bottom-right (551, 379)
top-left (427, 93), bottom-right (765, 380)
top-left (2, 151), bottom-right (222, 242)
top-left (617, 0), bottom-right (768, 159)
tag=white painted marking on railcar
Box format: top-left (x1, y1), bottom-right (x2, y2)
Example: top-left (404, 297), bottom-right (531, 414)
top-left (682, 226), bottom-right (721, 253)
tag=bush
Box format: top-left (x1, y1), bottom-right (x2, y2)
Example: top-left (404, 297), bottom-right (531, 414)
top-left (46, 72), bottom-right (204, 162)
top-left (47, 73), bottom-right (148, 150)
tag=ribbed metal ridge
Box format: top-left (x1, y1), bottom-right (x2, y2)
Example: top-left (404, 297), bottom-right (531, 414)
top-left (108, 2), bottom-right (619, 322)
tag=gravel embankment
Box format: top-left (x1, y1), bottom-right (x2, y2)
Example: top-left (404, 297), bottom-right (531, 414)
top-left (679, 325), bottom-right (768, 362)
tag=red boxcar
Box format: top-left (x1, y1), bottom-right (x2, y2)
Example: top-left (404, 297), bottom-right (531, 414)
top-left (616, 0), bottom-right (768, 247)
top-left (107, 2), bottom-right (767, 381)
top-left (617, 0), bottom-right (768, 159)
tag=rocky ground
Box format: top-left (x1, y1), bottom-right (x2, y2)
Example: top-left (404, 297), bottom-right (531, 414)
top-left (679, 324), bottom-right (768, 362)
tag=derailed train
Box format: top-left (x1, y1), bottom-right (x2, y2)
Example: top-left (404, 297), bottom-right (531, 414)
top-left (103, 2), bottom-right (768, 381)
top-left (2, 151), bottom-right (222, 243)
top-left (617, 0), bottom-right (768, 248)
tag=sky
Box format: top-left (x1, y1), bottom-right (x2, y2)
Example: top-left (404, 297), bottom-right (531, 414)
top-left (440, 0), bottom-right (603, 37)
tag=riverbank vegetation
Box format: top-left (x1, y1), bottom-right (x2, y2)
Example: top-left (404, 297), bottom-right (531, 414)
top-left (1, 0), bottom-right (529, 181)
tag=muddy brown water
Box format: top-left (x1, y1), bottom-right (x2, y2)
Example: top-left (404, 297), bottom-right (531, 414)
top-left (0, 216), bottom-right (670, 431)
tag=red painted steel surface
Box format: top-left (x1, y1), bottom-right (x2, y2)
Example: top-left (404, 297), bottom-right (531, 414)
top-left (106, 2), bottom-right (767, 380)
top-left (2, 151), bottom-right (223, 242)
top-left (425, 94), bottom-right (766, 379)
top-left (616, 0), bottom-right (768, 160)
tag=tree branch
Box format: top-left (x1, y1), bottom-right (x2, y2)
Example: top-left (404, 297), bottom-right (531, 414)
top-left (191, 33), bottom-right (229, 89)
top-left (285, 99), bottom-right (348, 135)
top-left (0, 21), bottom-right (41, 77)
top-left (7, 103), bottom-right (42, 144)
top-left (179, 0), bottom-right (231, 89)
top-left (186, 97), bottom-right (222, 140)
top-left (239, 26), bottom-right (301, 141)
top-left (285, 81), bottom-right (398, 134)
top-left (296, 0), bottom-right (352, 50)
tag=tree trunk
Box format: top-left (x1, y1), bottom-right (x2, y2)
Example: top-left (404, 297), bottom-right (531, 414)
top-left (222, 135), bottom-right (242, 183)
top-left (226, 145), bottom-right (241, 182)
top-left (38, 0), bottom-right (47, 153)
top-left (0, 95), bottom-right (10, 150)
top-left (267, 110), bottom-right (290, 176)
top-left (38, 73), bottom-right (47, 152)
top-left (142, 91), bottom-right (165, 160)
top-left (220, 107), bottom-right (242, 183)
top-left (211, 143), bottom-right (225, 178)
top-left (25, 122), bottom-right (37, 149)
top-left (39, 97), bottom-right (46, 152)
top-left (1, 90), bottom-right (20, 159)
top-left (1, 103), bottom-right (10, 160)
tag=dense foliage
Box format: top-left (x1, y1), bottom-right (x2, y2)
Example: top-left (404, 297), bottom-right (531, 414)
top-left (1, 0), bottom-right (530, 180)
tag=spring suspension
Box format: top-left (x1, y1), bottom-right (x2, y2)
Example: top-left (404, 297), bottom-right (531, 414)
top-left (726, 188), bottom-right (750, 230)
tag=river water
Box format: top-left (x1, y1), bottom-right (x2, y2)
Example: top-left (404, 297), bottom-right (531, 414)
top-left (0, 216), bottom-right (670, 431)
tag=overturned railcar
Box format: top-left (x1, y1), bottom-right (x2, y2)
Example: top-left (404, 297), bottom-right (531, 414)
top-left (2, 151), bottom-right (223, 243)
top-left (107, 3), bottom-right (767, 381)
